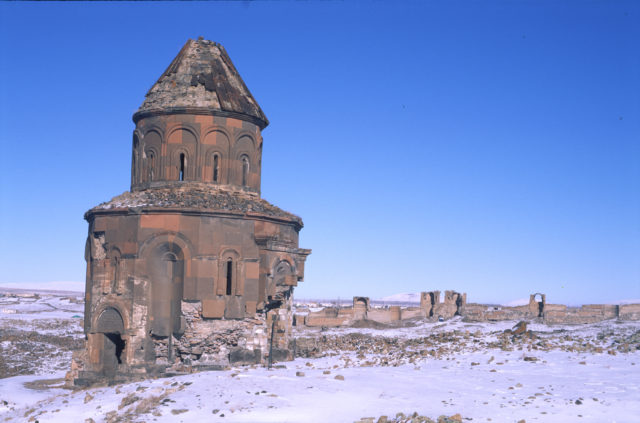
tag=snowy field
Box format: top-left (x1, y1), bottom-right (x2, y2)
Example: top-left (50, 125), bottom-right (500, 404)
top-left (0, 288), bottom-right (84, 377)
top-left (0, 289), bottom-right (639, 422)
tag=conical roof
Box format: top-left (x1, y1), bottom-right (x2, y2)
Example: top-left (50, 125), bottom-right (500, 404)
top-left (134, 38), bottom-right (269, 129)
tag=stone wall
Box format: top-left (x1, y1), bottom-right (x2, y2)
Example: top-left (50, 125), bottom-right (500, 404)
top-left (300, 291), bottom-right (640, 328)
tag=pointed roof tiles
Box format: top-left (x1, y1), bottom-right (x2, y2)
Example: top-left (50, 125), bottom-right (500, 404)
top-left (134, 38), bottom-right (269, 129)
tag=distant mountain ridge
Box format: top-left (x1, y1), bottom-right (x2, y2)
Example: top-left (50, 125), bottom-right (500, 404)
top-left (378, 292), bottom-right (421, 303)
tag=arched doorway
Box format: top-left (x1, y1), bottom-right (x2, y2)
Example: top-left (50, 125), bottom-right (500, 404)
top-left (455, 294), bottom-right (463, 316)
top-left (96, 307), bottom-right (125, 377)
top-left (428, 293), bottom-right (436, 317)
top-left (150, 244), bottom-right (184, 338)
top-left (533, 293), bottom-right (545, 317)
top-left (149, 243), bottom-right (185, 363)
top-left (353, 297), bottom-right (369, 320)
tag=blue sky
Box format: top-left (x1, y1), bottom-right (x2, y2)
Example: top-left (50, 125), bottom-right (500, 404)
top-left (0, 1), bottom-right (638, 304)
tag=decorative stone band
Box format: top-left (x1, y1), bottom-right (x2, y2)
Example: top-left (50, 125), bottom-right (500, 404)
top-left (132, 106), bottom-right (269, 130)
top-left (85, 185), bottom-right (303, 229)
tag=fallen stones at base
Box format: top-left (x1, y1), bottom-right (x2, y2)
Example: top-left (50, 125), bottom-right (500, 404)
top-left (153, 301), bottom-right (269, 369)
top-left (293, 325), bottom-right (640, 368)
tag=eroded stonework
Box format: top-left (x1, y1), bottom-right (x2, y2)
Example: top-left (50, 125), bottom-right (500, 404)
top-left (301, 292), bottom-right (640, 327)
top-left (70, 38), bottom-right (310, 385)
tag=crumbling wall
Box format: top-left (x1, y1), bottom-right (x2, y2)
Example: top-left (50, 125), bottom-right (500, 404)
top-left (353, 297), bottom-right (369, 320)
top-left (462, 304), bottom-right (534, 322)
top-left (544, 304), bottom-right (619, 324)
top-left (419, 290), bottom-right (466, 320)
top-left (368, 306), bottom-right (401, 323)
top-left (420, 291), bottom-right (439, 317)
top-left (299, 291), bottom-right (640, 328)
top-left (157, 301), bottom-right (267, 370)
top-left (619, 304), bottom-right (640, 320)
top-left (305, 307), bottom-right (355, 327)
top-left (265, 295), bottom-right (296, 362)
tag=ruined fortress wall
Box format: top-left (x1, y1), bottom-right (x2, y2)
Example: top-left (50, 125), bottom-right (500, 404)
top-left (304, 307), bottom-right (355, 327)
top-left (544, 304), bottom-right (620, 325)
top-left (462, 304), bottom-right (535, 322)
top-left (619, 304), bottom-right (640, 320)
top-left (301, 291), bottom-right (640, 328)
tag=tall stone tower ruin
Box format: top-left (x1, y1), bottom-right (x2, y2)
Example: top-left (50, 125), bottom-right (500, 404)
top-left (72, 38), bottom-right (310, 384)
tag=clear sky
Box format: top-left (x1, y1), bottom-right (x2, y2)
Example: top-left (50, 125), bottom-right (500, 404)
top-left (0, 1), bottom-right (638, 305)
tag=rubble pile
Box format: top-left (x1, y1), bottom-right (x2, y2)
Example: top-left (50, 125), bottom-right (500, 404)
top-left (294, 323), bottom-right (640, 367)
top-left (355, 412), bottom-right (465, 423)
top-left (153, 301), bottom-right (267, 370)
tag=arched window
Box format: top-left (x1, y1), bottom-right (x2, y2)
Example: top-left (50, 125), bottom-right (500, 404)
top-left (111, 253), bottom-right (120, 293)
top-left (217, 250), bottom-right (241, 296)
top-left (179, 153), bottom-right (185, 181)
top-left (148, 151), bottom-right (155, 182)
top-left (213, 154), bottom-right (220, 183)
top-left (226, 259), bottom-right (233, 295)
top-left (273, 260), bottom-right (293, 286)
top-left (241, 156), bottom-right (250, 187)
top-left (132, 135), bottom-right (139, 184)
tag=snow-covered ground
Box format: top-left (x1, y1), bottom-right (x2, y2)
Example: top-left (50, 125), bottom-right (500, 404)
top-left (0, 288), bottom-right (84, 378)
top-left (1, 289), bottom-right (639, 422)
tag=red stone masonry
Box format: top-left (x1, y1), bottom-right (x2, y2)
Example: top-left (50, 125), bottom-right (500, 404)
top-left (72, 39), bottom-right (310, 385)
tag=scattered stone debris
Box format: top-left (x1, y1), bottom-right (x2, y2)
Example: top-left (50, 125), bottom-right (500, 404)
top-left (0, 320), bottom-right (83, 378)
top-left (293, 325), bottom-right (640, 367)
top-left (355, 412), bottom-right (466, 423)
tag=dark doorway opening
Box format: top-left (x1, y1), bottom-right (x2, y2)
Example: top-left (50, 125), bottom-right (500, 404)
top-left (533, 293), bottom-right (545, 317)
top-left (105, 333), bottom-right (125, 364)
top-left (455, 295), bottom-right (463, 316)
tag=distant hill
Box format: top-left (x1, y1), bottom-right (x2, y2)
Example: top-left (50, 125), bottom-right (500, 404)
top-left (378, 292), bottom-right (421, 303)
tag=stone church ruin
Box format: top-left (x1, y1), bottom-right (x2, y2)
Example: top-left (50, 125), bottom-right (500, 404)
top-left (70, 38), bottom-right (310, 385)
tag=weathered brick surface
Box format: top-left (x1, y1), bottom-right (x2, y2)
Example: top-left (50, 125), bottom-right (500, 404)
top-left (619, 304), bottom-right (640, 320)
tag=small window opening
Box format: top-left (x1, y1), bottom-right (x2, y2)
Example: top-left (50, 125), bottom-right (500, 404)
top-left (213, 154), bottom-right (219, 183)
top-left (105, 333), bottom-right (125, 364)
top-left (148, 152), bottom-right (155, 181)
top-left (179, 153), bottom-right (185, 181)
top-left (112, 257), bottom-right (120, 291)
top-left (226, 259), bottom-right (233, 295)
top-left (242, 156), bottom-right (249, 186)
